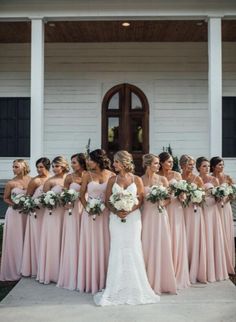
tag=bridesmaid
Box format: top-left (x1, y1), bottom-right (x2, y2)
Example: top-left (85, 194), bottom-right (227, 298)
top-left (57, 153), bottom-right (87, 290)
top-left (0, 159), bottom-right (31, 281)
top-left (180, 155), bottom-right (207, 284)
top-left (158, 152), bottom-right (190, 290)
top-left (210, 156), bottom-right (235, 274)
top-left (77, 149), bottom-right (114, 294)
top-left (21, 157), bottom-right (51, 277)
top-left (196, 157), bottom-right (228, 282)
top-left (141, 154), bottom-right (177, 295)
top-left (37, 156), bottom-right (69, 284)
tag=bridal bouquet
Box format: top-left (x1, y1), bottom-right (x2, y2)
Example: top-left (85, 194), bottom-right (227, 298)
top-left (60, 189), bottom-right (80, 215)
top-left (211, 183), bottom-right (231, 208)
top-left (86, 196), bottom-right (105, 221)
top-left (170, 180), bottom-right (189, 206)
top-left (39, 191), bottom-right (60, 215)
top-left (187, 183), bottom-right (205, 213)
top-left (146, 185), bottom-right (169, 213)
top-left (109, 189), bottom-right (139, 223)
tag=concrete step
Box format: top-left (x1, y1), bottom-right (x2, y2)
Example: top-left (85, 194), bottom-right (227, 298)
top-left (0, 278), bottom-right (236, 322)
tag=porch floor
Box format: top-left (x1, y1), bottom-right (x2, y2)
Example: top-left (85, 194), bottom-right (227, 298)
top-left (0, 278), bottom-right (236, 322)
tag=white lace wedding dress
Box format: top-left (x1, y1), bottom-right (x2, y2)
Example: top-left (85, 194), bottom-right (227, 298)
top-left (94, 182), bottom-right (160, 306)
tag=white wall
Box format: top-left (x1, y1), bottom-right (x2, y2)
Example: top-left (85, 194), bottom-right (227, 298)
top-left (0, 42), bottom-right (235, 179)
top-left (222, 43), bottom-right (236, 179)
top-left (44, 42), bottom-right (209, 162)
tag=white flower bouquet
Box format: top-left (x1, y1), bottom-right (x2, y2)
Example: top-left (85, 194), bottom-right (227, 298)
top-left (187, 183), bottom-right (205, 213)
top-left (146, 185), bottom-right (169, 213)
top-left (109, 189), bottom-right (139, 222)
top-left (11, 193), bottom-right (27, 212)
top-left (39, 191), bottom-right (60, 215)
top-left (211, 183), bottom-right (231, 208)
top-left (86, 196), bottom-right (105, 221)
top-left (227, 184), bottom-right (236, 201)
top-left (170, 180), bottom-right (189, 206)
top-left (60, 189), bottom-right (80, 215)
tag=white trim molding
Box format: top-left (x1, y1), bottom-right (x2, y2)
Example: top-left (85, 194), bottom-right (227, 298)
top-left (30, 18), bottom-right (44, 174)
top-left (208, 17), bottom-right (222, 157)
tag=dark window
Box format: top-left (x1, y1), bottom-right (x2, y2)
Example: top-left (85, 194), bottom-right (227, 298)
top-left (0, 98), bottom-right (30, 157)
top-left (222, 97), bottom-right (236, 157)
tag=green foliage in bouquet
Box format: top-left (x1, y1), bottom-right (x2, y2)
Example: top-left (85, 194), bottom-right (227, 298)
top-left (162, 144), bottom-right (180, 172)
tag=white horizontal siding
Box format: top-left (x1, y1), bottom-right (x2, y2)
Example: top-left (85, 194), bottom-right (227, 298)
top-left (43, 42), bottom-right (209, 166)
top-left (0, 42), bottom-right (236, 180)
top-left (223, 42), bottom-right (236, 180)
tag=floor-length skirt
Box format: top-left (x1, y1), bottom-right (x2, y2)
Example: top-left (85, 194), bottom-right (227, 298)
top-left (167, 198), bottom-right (190, 289)
top-left (0, 207), bottom-right (27, 281)
top-left (184, 205), bottom-right (207, 284)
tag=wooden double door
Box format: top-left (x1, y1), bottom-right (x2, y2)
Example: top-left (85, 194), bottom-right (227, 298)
top-left (102, 83), bottom-right (149, 175)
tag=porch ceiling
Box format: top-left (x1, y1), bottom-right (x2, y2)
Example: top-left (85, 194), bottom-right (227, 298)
top-left (0, 20), bottom-right (236, 43)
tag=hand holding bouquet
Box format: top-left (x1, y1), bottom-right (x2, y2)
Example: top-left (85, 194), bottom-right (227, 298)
top-left (40, 191), bottom-right (60, 215)
top-left (86, 196), bottom-right (105, 221)
top-left (11, 193), bottom-right (27, 212)
top-left (109, 189), bottom-right (139, 223)
top-left (227, 184), bottom-right (236, 201)
top-left (146, 185), bottom-right (169, 213)
top-left (187, 183), bottom-right (205, 213)
top-left (170, 180), bottom-right (188, 206)
top-left (211, 183), bottom-right (231, 208)
top-left (60, 189), bottom-right (79, 215)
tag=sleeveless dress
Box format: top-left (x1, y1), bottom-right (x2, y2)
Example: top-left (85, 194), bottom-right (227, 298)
top-left (142, 185), bottom-right (177, 295)
top-left (217, 201), bottom-right (235, 274)
top-left (57, 182), bottom-right (82, 290)
top-left (0, 187), bottom-right (27, 281)
top-left (203, 182), bottom-right (228, 282)
top-left (184, 179), bottom-right (207, 284)
top-left (21, 185), bottom-right (44, 277)
top-left (166, 179), bottom-right (190, 289)
top-left (36, 185), bottom-right (64, 284)
top-left (77, 178), bottom-right (110, 294)
top-left (94, 182), bottom-right (160, 306)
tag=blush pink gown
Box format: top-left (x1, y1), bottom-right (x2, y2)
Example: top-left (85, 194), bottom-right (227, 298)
top-left (184, 204), bottom-right (207, 284)
top-left (166, 180), bottom-right (190, 289)
top-left (57, 182), bottom-right (82, 290)
top-left (217, 201), bottom-right (235, 274)
top-left (0, 188), bottom-right (27, 281)
top-left (142, 186), bottom-right (177, 295)
top-left (77, 181), bottom-right (110, 294)
top-left (36, 185), bottom-right (64, 284)
top-left (21, 185), bottom-right (44, 277)
top-left (203, 183), bottom-right (228, 282)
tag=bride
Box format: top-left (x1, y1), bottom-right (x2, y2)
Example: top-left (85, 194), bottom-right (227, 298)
top-left (94, 150), bottom-right (160, 306)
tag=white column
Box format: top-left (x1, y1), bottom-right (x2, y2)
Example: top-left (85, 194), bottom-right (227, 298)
top-left (208, 17), bottom-right (222, 157)
top-left (30, 18), bottom-right (44, 173)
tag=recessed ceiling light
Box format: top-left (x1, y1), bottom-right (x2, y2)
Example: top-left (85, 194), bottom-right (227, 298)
top-left (122, 22), bottom-right (130, 27)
